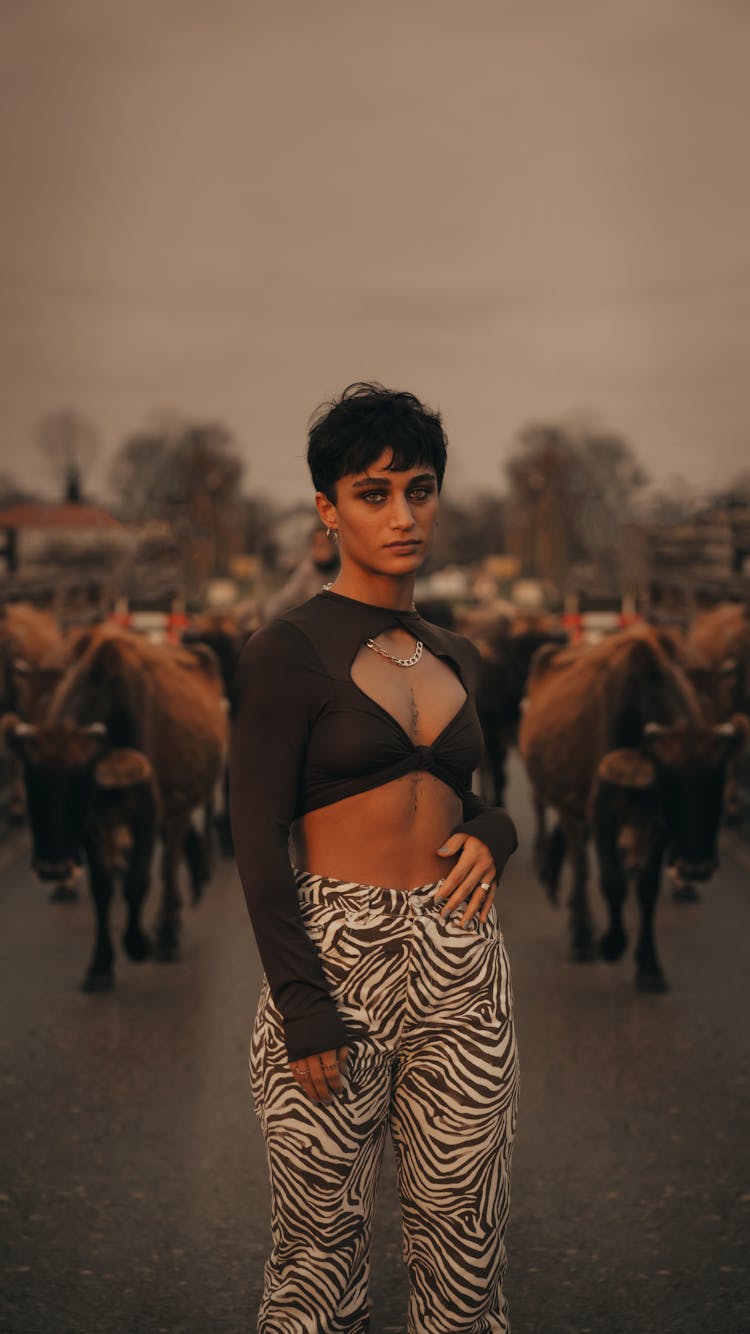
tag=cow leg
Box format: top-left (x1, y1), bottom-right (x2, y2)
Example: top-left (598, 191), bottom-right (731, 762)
top-left (121, 807), bottom-right (156, 964)
top-left (8, 759), bottom-right (26, 825)
top-left (49, 865), bottom-right (82, 903)
top-left (593, 811), bottom-right (629, 964)
top-left (81, 836), bottom-right (115, 992)
top-left (723, 754), bottom-right (741, 826)
top-left (634, 839), bottom-right (669, 993)
top-left (532, 798), bottom-right (547, 876)
top-left (480, 728), bottom-right (506, 806)
top-left (153, 820), bottom-right (186, 961)
top-left (183, 818), bottom-right (211, 905)
top-left (564, 820), bottom-right (596, 962)
top-left (216, 765), bottom-right (234, 857)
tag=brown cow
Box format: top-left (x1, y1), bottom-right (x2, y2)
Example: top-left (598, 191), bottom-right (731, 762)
top-left (686, 603), bottom-right (750, 820)
top-left (0, 603), bottom-right (64, 822)
top-left (4, 626), bottom-right (227, 984)
top-left (519, 624), bottom-right (747, 989)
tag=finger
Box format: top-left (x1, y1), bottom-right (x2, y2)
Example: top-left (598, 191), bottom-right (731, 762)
top-left (319, 1048), bottom-right (345, 1097)
top-left (478, 884), bottom-right (497, 924)
top-left (459, 881), bottom-right (496, 927)
top-left (290, 1061), bottom-right (320, 1104)
top-left (306, 1054), bottom-right (333, 1104)
top-left (436, 832), bottom-right (466, 858)
top-left (437, 858), bottom-right (495, 917)
top-left (337, 1045), bottom-right (350, 1075)
top-left (432, 844), bottom-right (477, 902)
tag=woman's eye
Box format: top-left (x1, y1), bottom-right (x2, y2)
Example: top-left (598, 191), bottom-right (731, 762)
top-left (409, 488), bottom-right (433, 501)
top-left (361, 491), bottom-right (386, 503)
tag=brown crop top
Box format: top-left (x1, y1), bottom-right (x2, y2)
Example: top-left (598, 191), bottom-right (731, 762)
top-left (229, 589), bottom-right (518, 1061)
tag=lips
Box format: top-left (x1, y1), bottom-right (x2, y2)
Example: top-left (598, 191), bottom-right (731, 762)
top-left (386, 540), bottom-right (421, 552)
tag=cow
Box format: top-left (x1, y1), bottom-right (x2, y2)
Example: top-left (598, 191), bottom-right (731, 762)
top-left (472, 615), bottom-right (568, 806)
top-left (5, 625), bottom-right (227, 982)
top-left (686, 603), bottom-right (750, 823)
top-left (1, 717), bottom-right (158, 990)
top-left (0, 603), bottom-right (64, 824)
top-left (519, 624), bottom-right (747, 990)
top-left (180, 610), bottom-right (251, 855)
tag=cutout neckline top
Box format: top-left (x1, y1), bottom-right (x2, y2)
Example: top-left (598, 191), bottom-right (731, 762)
top-left (228, 589), bottom-right (519, 1061)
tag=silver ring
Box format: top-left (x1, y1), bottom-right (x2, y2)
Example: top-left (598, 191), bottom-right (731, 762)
top-left (294, 1069), bottom-right (311, 1080)
top-left (477, 882), bottom-right (492, 894)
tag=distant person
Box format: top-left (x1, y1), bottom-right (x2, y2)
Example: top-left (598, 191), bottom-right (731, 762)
top-left (263, 525), bottom-right (339, 619)
top-left (230, 382), bottom-right (519, 1332)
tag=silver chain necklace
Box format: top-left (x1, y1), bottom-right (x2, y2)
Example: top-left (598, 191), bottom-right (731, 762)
top-left (365, 636), bottom-right (423, 668)
top-left (322, 582), bottom-right (423, 668)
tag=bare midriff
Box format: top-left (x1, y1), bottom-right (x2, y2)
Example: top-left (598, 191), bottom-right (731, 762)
top-left (291, 773), bottom-right (463, 891)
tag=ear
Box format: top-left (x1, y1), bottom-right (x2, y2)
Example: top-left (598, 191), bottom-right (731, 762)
top-left (597, 748), bottom-right (657, 790)
top-left (93, 748), bottom-right (153, 790)
top-left (314, 491), bottom-right (338, 532)
top-left (0, 712), bottom-right (36, 754)
top-left (714, 713), bottom-right (750, 754)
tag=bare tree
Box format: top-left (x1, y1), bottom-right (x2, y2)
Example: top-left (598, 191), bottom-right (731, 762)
top-left (504, 418), bottom-right (648, 584)
top-left (36, 410), bottom-right (100, 502)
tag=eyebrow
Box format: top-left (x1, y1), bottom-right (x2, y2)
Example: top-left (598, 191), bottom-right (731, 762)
top-left (350, 472), bottom-right (436, 490)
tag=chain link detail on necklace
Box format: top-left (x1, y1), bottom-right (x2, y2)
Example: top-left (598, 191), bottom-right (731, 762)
top-left (364, 636), bottom-right (423, 668)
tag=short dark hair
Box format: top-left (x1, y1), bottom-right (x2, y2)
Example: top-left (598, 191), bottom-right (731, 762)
top-left (307, 381), bottom-right (448, 500)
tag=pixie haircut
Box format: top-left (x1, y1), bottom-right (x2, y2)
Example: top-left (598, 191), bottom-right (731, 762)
top-left (307, 382), bottom-right (448, 500)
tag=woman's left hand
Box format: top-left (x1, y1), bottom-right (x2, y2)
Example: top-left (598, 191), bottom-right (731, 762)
top-left (431, 833), bottom-right (497, 925)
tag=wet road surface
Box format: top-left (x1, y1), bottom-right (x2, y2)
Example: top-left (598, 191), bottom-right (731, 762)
top-left (1, 755), bottom-right (749, 1333)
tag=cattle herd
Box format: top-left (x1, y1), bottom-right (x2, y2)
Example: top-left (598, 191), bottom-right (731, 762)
top-left (0, 595), bottom-right (748, 1000)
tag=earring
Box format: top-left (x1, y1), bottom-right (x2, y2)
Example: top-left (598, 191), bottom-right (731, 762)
top-left (325, 527), bottom-right (338, 541)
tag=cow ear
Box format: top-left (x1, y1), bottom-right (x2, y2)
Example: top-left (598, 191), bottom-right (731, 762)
top-left (0, 712), bottom-right (36, 753)
top-left (597, 748), bottom-right (656, 789)
top-left (714, 713), bottom-right (750, 754)
top-left (94, 748), bottom-right (153, 790)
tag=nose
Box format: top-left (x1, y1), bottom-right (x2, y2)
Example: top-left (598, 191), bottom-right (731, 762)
top-left (389, 494), bottom-right (417, 531)
top-left (675, 858), bottom-right (717, 882)
top-left (33, 857), bottom-right (76, 882)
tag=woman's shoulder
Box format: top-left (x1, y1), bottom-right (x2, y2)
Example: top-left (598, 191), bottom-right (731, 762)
top-left (235, 606), bottom-right (327, 684)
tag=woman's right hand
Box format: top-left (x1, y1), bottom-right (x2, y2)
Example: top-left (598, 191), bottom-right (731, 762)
top-left (289, 1046), bottom-right (350, 1104)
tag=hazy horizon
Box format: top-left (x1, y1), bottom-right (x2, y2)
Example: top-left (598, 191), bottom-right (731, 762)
top-left (2, 0), bottom-right (749, 507)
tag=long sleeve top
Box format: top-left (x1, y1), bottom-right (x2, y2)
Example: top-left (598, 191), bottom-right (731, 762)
top-left (229, 589), bottom-right (518, 1061)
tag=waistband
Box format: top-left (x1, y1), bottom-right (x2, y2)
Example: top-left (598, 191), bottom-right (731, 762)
top-left (294, 867), bottom-right (441, 913)
top-left (293, 867), bottom-right (497, 925)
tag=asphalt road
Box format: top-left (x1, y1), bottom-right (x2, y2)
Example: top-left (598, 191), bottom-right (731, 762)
top-left (1, 754), bottom-right (749, 1334)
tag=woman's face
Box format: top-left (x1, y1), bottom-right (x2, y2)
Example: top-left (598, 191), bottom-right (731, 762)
top-left (316, 448), bottom-right (439, 579)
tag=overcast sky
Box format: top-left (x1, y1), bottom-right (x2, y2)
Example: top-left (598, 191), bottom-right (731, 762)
top-left (2, 0), bottom-right (749, 507)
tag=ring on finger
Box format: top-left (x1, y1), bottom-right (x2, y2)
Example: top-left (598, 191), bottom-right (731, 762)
top-left (477, 881), bottom-right (492, 895)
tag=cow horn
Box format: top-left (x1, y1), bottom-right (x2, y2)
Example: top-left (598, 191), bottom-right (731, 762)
top-left (84, 722), bottom-right (108, 738)
top-left (643, 722), bottom-right (667, 737)
top-left (719, 657), bottom-right (738, 676)
top-left (713, 722), bottom-right (737, 737)
top-left (11, 720), bottom-right (36, 736)
top-left (11, 657), bottom-right (31, 675)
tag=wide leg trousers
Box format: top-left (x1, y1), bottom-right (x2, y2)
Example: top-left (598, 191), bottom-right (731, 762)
top-left (250, 871), bottom-right (519, 1334)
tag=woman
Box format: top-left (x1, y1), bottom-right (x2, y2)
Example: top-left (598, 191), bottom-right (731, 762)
top-left (230, 383), bottom-right (519, 1334)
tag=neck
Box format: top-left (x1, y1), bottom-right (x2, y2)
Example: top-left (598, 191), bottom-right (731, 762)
top-left (327, 566), bottom-right (417, 611)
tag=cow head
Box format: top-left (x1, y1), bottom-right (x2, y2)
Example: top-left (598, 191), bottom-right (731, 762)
top-left (1, 714), bottom-right (153, 882)
top-left (640, 715), bottom-right (749, 880)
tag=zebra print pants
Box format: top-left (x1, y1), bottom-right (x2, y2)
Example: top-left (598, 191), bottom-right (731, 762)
top-left (250, 870), bottom-right (519, 1334)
